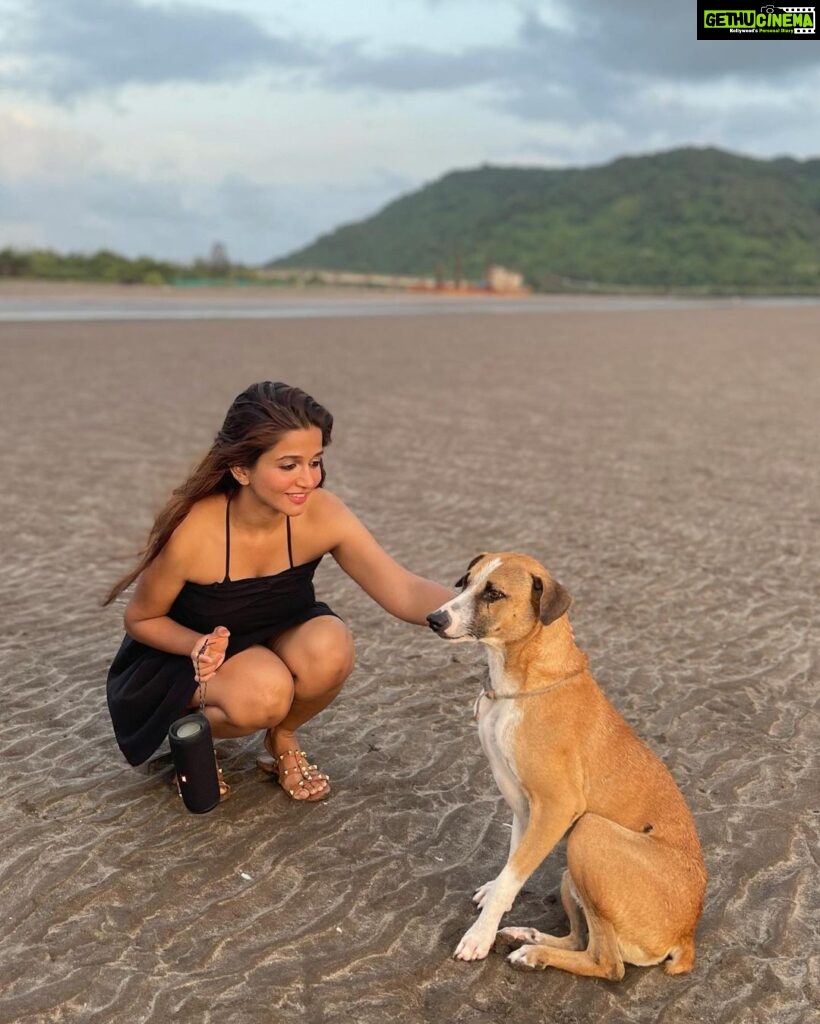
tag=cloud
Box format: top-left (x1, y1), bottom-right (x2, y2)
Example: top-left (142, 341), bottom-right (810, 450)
top-left (577, 0), bottom-right (820, 81)
top-left (491, 7), bottom-right (820, 157)
top-left (0, 109), bottom-right (100, 176)
top-left (325, 41), bottom-right (510, 92)
top-left (315, 3), bottom-right (820, 165)
top-left (2, 0), bottom-right (319, 99)
top-left (4, 0), bottom-right (818, 118)
top-left (0, 165), bottom-right (417, 262)
top-left (302, 2), bottom-right (820, 159)
top-left (321, 5), bottom-right (820, 100)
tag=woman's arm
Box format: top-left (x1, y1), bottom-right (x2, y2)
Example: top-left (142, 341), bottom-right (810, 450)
top-left (122, 526), bottom-right (229, 680)
top-left (123, 534), bottom-right (203, 654)
top-left (325, 494), bottom-right (454, 624)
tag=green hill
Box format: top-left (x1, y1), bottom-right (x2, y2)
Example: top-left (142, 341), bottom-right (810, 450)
top-left (272, 147), bottom-right (820, 293)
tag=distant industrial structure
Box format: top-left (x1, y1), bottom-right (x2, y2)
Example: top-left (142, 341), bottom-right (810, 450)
top-left (258, 264), bottom-right (528, 294)
top-left (484, 264), bottom-right (526, 293)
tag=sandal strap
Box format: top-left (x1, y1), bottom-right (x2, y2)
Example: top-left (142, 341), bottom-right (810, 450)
top-left (271, 748), bottom-right (329, 794)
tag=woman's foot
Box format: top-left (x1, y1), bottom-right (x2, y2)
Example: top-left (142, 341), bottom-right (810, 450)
top-left (273, 749), bottom-right (331, 801)
top-left (257, 731), bottom-right (330, 801)
top-left (216, 765), bottom-right (231, 801)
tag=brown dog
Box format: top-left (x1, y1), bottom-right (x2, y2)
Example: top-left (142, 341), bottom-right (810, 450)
top-left (426, 553), bottom-right (706, 977)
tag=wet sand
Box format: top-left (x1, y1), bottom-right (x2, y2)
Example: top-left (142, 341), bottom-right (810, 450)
top-left (0, 295), bottom-right (817, 1023)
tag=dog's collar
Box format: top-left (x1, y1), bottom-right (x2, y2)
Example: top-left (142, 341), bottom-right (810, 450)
top-left (480, 669), bottom-right (586, 704)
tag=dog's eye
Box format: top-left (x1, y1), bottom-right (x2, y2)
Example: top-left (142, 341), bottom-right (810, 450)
top-left (484, 587), bottom-right (505, 602)
top-left (454, 575), bottom-right (468, 589)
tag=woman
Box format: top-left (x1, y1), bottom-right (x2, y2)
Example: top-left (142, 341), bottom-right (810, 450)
top-left (105, 381), bottom-right (453, 801)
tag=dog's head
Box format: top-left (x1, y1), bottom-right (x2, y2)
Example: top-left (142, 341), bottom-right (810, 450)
top-left (427, 552), bottom-right (572, 644)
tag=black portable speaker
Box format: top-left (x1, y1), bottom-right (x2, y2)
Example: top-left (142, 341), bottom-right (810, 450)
top-left (168, 712), bottom-right (220, 814)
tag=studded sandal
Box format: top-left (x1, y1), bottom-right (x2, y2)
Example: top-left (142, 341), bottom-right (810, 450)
top-left (257, 747), bottom-right (330, 801)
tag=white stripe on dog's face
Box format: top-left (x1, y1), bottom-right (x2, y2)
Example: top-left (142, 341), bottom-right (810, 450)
top-left (437, 557), bottom-right (502, 640)
top-left (466, 557), bottom-right (502, 593)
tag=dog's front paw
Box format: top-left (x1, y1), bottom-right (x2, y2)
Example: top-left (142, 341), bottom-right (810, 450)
top-left (495, 926), bottom-right (543, 952)
top-left (454, 926), bottom-right (494, 962)
top-left (507, 945), bottom-right (546, 971)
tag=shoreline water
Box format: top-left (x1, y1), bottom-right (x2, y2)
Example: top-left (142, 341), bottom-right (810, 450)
top-left (3, 280), bottom-right (820, 324)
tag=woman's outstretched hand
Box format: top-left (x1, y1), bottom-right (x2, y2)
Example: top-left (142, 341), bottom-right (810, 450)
top-left (192, 625), bottom-right (230, 683)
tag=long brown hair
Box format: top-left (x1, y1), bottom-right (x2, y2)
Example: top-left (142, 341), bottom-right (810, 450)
top-left (104, 381), bottom-right (333, 604)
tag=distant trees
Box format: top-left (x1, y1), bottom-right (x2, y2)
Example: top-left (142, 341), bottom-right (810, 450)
top-left (0, 248), bottom-right (30, 276)
top-left (0, 246), bottom-right (245, 286)
top-left (0, 247), bottom-right (182, 284)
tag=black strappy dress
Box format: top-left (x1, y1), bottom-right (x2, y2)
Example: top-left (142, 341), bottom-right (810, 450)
top-left (106, 495), bottom-right (338, 766)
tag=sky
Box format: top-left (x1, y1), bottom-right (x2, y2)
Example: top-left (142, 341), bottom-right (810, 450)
top-left (1, 0), bottom-right (819, 265)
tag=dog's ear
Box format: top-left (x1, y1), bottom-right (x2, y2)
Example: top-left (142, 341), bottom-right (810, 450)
top-left (455, 553), bottom-right (486, 589)
top-left (532, 575), bottom-right (572, 625)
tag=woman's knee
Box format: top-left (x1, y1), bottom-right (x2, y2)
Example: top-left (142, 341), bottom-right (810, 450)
top-left (309, 620), bottom-right (355, 683)
top-left (243, 681), bottom-right (294, 728)
top-left (326, 624), bottom-right (355, 681)
top-left (215, 649), bottom-right (295, 728)
top-left (282, 619), bottom-right (355, 693)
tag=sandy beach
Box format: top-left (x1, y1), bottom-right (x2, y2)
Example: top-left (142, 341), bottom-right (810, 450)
top-left (0, 289), bottom-right (817, 1023)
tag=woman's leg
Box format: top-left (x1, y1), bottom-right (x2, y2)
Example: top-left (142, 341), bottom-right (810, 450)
top-left (268, 616), bottom-right (354, 739)
top-left (262, 617), bottom-right (354, 793)
top-left (188, 619), bottom-right (353, 799)
top-left (190, 645), bottom-right (295, 739)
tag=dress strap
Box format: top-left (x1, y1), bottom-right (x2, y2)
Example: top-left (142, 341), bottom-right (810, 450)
top-left (223, 493), bottom-right (233, 583)
top-left (286, 515), bottom-right (294, 569)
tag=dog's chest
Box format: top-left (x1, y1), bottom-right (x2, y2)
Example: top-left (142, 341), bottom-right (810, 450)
top-left (477, 652), bottom-right (523, 781)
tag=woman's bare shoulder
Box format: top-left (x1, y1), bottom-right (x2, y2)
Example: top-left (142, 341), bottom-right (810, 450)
top-left (308, 487), bottom-right (355, 524)
top-left (174, 492), bottom-right (226, 534)
top-left (165, 493), bottom-right (227, 565)
top-left (310, 487), bottom-right (347, 513)
top-left (306, 488), bottom-right (358, 544)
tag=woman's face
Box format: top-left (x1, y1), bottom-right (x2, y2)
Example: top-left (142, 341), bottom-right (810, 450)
top-left (236, 427), bottom-right (324, 514)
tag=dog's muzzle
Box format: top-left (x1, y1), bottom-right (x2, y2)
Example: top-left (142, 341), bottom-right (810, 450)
top-left (426, 609), bottom-right (452, 634)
